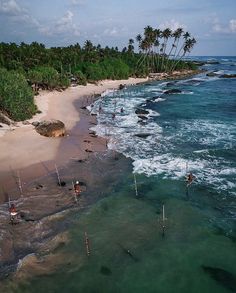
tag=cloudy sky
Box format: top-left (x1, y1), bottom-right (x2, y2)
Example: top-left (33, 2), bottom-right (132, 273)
top-left (0, 0), bottom-right (235, 55)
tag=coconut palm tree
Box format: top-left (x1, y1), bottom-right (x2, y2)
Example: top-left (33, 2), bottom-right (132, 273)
top-left (165, 27), bottom-right (183, 71)
top-left (160, 28), bottom-right (172, 71)
top-left (172, 37), bottom-right (196, 71)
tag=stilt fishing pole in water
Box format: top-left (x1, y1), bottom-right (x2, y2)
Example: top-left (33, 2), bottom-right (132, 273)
top-left (55, 164), bottom-right (61, 186)
top-left (84, 231), bottom-right (91, 256)
top-left (160, 205), bottom-right (167, 237)
top-left (133, 173), bottom-right (138, 197)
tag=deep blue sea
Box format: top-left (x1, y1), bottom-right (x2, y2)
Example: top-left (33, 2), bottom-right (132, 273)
top-left (6, 57), bottom-right (236, 292)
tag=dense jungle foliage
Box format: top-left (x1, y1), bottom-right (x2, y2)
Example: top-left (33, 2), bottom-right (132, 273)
top-left (0, 26), bottom-right (197, 121)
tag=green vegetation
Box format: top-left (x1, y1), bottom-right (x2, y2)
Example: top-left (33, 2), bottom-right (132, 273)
top-left (0, 26), bottom-right (197, 121)
top-left (0, 68), bottom-right (36, 121)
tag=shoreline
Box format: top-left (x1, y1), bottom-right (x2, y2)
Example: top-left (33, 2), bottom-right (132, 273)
top-left (0, 77), bottom-right (147, 201)
top-left (0, 69), bottom-right (201, 282)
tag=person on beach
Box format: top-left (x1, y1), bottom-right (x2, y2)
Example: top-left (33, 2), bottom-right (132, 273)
top-left (74, 181), bottom-right (81, 196)
top-left (120, 107), bottom-right (124, 113)
top-left (9, 203), bottom-right (17, 224)
top-left (112, 113), bottom-right (116, 120)
top-left (186, 172), bottom-right (196, 186)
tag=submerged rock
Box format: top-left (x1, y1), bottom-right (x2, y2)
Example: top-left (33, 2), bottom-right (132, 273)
top-left (134, 133), bottom-right (151, 139)
top-left (219, 74), bottom-right (236, 79)
top-left (137, 115), bottom-right (148, 120)
top-left (164, 89), bottom-right (182, 94)
top-left (202, 265), bottom-right (236, 292)
top-left (206, 72), bottom-right (218, 77)
top-left (135, 108), bottom-right (149, 115)
top-left (100, 266), bottom-right (112, 276)
top-left (35, 120), bottom-right (66, 137)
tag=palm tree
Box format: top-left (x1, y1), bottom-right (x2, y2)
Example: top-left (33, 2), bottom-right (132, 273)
top-left (128, 38), bottom-right (134, 53)
top-left (160, 28), bottom-right (172, 71)
top-left (172, 37), bottom-right (196, 71)
top-left (165, 27), bottom-right (183, 71)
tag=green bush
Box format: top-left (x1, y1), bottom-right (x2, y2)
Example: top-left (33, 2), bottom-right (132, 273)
top-left (74, 70), bottom-right (87, 85)
top-left (0, 68), bottom-right (37, 121)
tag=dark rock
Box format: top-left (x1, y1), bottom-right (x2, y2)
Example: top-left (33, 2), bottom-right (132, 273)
top-left (35, 120), bottom-right (66, 137)
top-left (80, 106), bottom-right (87, 110)
top-left (135, 108), bottom-right (149, 115)
top-left (137, 115), bottom-right (148, 120)
top-left (202, 266), bottom-right (236, 292)
top-left (206, 72), bottom-right (218, 77)
top-left (85, 149), bottom-right (93, 153)
top-left (0, 125), bottom-right (2, 128)
top-left (164, 89), bottom-right (182, 94)
top-left (100, 266), bottom-right (112, 276)
top-left (219, 74), bottom-right (236, 79)
top-left (32, 121), bottom-right (40, 127)
top-left (166, 82), bottom-right (177, 87)
top-left (134, 133), bottom-right (151, 139)
top-left (59, 181), bottom-right (66, 187)
top-left (119, 84), bottom-right (125, 90)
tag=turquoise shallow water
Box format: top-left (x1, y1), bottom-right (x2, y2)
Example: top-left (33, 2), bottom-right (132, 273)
top-left (6, 57), bottom-right (236, 292)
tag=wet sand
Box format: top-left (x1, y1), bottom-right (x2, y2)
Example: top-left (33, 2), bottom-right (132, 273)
top-left (0, 78), bottom-right (147, 202)
top-left (0, 78), bottom-right (143, 280)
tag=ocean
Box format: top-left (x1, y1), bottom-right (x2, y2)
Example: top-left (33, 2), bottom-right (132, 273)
top-left (8, 57), bottom-right (236, 292)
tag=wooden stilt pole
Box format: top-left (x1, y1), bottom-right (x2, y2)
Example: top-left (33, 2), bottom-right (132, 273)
top-left (133, 173), bottom-right (138, 197)
top-left (161, 205), bottom-right (167, 237)
top-left (72, 181), bottom-right (78, 204)
top-left (84, 231), bottom-right (90, 256)
top-left (17, 171), bottom-right (23, 198)
top-left (55, 164), bottom-right (61, 186)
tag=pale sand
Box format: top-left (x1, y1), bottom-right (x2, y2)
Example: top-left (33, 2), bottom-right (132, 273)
top-left (0, 78), bottom-right (147, 178)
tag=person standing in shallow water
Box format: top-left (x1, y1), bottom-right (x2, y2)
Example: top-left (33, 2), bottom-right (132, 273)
top-left (74, 181), bottom-right (81, 196)
top-left (186, 172), bottom-right (196, 186)
top-left (9, 203), bottom-right (17, 224)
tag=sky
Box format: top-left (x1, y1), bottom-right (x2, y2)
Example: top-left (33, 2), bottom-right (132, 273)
top-left (0, 0), bottom-right (236, 55)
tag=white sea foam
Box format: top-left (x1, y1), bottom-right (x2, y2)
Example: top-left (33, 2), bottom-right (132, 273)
top-left (101, 88), bottom-right (118, 97)
top-left (89, 84), bottom-right (236, 196)
top-left (154, 97), bottom-right (166, 102)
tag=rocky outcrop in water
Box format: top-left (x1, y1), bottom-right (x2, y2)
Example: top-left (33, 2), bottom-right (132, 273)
top-left (134, 133), bottom-right (151, 139)
top-left (202, 265), bottom-right (236, 292)
top-left (219, 74), bottom-right (236, 79)
top-left (206, 72), bottom-right (218, 77)
top-left (164, 89), bottom-right (182, 94)
top-left (135, 108), bottom-right (149, 115)
top-left (35, 120), bottom-right (66, 137)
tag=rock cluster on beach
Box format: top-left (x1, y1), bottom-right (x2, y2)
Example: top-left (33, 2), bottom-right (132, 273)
top-left (33, 120), bottom-right (66, 137)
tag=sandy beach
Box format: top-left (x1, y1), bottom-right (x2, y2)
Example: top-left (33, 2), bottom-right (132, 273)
top-left (0, 77), bottom-right (147, 200)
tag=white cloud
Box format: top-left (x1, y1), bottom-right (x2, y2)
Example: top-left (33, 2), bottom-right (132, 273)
top-left (70, 0), bottom-right (86, 5)
top-left (159, 19), bottom-right (186, 31)
top-left (0, 0), bottom-right (22, 15)
top-left (0, 0), bottom-right (39, 27)
top-left (103, 27), bottom-right (118, 37)
top-left (229, 19), bottom-right (236, 33)
top-left (39, 10), bottom-right (80, 37)
top-left (212, 18), bottom-right (236, 34)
